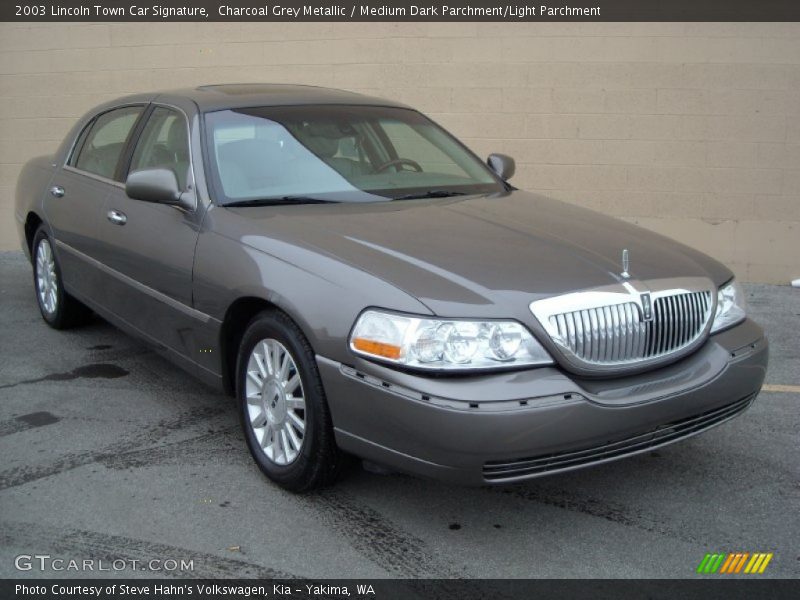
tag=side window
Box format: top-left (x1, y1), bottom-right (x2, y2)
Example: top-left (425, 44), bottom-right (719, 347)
top-left (69, 120), bottom-right (95, 165)
top-left (129, 107), bottom-right (191, 191)
top-left (72, 106), bottom-right (142, 180)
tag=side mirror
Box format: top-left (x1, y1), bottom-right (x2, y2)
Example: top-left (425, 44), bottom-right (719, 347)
top-left (126, 168), bottom-right (193, 209)
top-left (487, 153), bottom-right (515, 181)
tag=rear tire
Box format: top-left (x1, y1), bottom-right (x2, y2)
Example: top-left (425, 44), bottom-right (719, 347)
top-left (32, 226), bottom-right (92, 330)
top-left (236, 309), bottom-right (347, 492)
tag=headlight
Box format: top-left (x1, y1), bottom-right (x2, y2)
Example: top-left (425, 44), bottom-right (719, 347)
top-left (349, 310), bottom-right (553, 371)
top-left (710, 280), bottom-right (747, 334)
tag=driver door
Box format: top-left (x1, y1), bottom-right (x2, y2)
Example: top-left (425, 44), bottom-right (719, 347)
top-left (99, 105), bottom-right (206, 360)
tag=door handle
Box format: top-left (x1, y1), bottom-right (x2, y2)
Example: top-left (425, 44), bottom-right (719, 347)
top-left (107, 209), bottom-right (127, 226)
top-left (50, 186), bottom-right (65, 198)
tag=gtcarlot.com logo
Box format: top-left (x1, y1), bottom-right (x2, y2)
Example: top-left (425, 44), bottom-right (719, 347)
top-left (14, 554), bottom-right (194, 572)
top-left (697, 552), bottom-right (773, 574)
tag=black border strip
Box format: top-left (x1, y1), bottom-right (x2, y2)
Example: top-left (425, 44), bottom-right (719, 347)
top-left (3, 1), bottom-right (800, 23)
top-left (2, 579), bottom-right (799, 600)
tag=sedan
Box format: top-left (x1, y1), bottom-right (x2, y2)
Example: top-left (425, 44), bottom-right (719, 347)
top-left (14, 84), bottom-right (768, 491)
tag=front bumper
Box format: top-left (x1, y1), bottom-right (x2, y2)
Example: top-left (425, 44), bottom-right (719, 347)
top-left (317, 319), bottom-right (768, 485)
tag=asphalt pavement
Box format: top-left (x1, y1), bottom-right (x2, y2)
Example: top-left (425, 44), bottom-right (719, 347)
top-left (0, 250), bottom-right (798, 580)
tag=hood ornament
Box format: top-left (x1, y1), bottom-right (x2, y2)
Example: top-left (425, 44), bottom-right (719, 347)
top-left (620, 249), bottom-right (630, 279)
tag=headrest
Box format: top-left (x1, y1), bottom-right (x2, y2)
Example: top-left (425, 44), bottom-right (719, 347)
top-left (218, 138), bottom-right (282, 164)
top-left (305, 135), bottom-right (339, 158)
top-left (166, 119), bottom-right (186, 151)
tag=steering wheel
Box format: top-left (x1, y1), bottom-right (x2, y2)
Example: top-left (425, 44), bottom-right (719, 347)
top-left (375, 158), bottom-right (423, 173)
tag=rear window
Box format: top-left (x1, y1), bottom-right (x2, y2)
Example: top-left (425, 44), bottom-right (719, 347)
top-left (71, 106), bottom-right (142, 180)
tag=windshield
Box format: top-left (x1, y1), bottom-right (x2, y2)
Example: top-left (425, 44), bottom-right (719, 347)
top-left (203, 105), bottom-right (503, 205)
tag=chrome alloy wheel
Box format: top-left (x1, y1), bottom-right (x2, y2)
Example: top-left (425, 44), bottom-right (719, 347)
top-left (245, 338), bottom-right (306, 466)
top-left (36, 238), bottom-right (58, 315)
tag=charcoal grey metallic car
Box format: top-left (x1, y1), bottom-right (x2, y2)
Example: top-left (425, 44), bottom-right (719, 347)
top-left (14, 84), bottom-right (768, 491)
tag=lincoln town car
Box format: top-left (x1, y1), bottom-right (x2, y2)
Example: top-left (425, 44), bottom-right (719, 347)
top-left (14, 84), bottom-right (768, 491)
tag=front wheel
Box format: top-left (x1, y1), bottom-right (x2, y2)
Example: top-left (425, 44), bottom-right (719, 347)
top-left (236, 309), bottom-right (347, 492)
top-left (32, 227), bottom-right (92, 329)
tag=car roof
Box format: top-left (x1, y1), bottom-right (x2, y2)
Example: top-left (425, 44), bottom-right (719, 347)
top-left (150, 83), bottom-right (411, 112)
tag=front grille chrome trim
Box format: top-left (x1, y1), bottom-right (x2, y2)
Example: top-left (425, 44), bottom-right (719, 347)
top-left (530, 277), bottom-right (716, 373)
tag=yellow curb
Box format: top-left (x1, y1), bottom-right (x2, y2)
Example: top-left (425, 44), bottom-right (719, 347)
top-left (762, 384), bottom-right (800, 393)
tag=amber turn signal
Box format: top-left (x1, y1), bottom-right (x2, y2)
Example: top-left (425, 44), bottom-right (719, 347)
top-left (351, 337), bottom-right (403, 360)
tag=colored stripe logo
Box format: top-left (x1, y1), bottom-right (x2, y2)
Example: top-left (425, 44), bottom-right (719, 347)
top-left (697, 552), bottom-right (773, 574)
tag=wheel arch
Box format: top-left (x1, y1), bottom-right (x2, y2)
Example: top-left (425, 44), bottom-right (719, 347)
top-left (218, 295), bottom-right (315, 396)
top-left (24, 211), bottom-right (44, 260)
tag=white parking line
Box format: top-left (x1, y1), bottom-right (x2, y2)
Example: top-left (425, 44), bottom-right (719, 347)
top-left (762, 384), bottom-right (800, 393)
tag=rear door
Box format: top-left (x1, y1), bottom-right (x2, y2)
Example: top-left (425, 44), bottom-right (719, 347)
top-left (98, 105), bottom-right (206, 359)
top-left (45, 105), bottom-right (144, 303)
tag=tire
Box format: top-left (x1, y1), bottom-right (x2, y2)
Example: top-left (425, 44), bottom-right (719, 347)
top-left (32, 226), bottom-right (92, 330)
top-left (236, 309), bottom-right (347, 492)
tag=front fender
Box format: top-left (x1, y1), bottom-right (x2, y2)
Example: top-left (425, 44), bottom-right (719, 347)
top-left (192, 227), bottom-right (431, 364)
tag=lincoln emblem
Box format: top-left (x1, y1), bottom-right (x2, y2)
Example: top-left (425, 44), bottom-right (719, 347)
top-left (641, 293), bottom-right (653, 321)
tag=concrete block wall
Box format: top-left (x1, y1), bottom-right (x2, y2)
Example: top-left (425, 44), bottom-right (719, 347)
top-left (1, 22), bottom-right (798, 282)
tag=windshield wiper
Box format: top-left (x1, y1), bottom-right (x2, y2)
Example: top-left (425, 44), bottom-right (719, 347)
top-left (391, 190), bottom-right (467, 200)
top-left (224, 196), bottom-right (340, 207)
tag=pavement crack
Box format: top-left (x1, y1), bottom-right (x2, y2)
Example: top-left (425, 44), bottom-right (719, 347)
top-left (491, 484), bottom-right (741, 547)
top-left (0, 406), bottom-right (228, 490)
top-left (300, 489), bottom-right (522, 600)
top-left (99, 426), bottom-right (242, 470)
top-left (305, 490), bottom-right (460, 579)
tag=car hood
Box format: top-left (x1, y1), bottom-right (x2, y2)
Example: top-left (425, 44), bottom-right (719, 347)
top-left (219, 190), bottom-right (731, 318)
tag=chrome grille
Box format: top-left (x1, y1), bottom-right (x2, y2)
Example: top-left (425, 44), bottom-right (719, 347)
top-left (530, 278), bottom-right (716, 372)
top-left (550, 291), bottom-right (712, 364)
